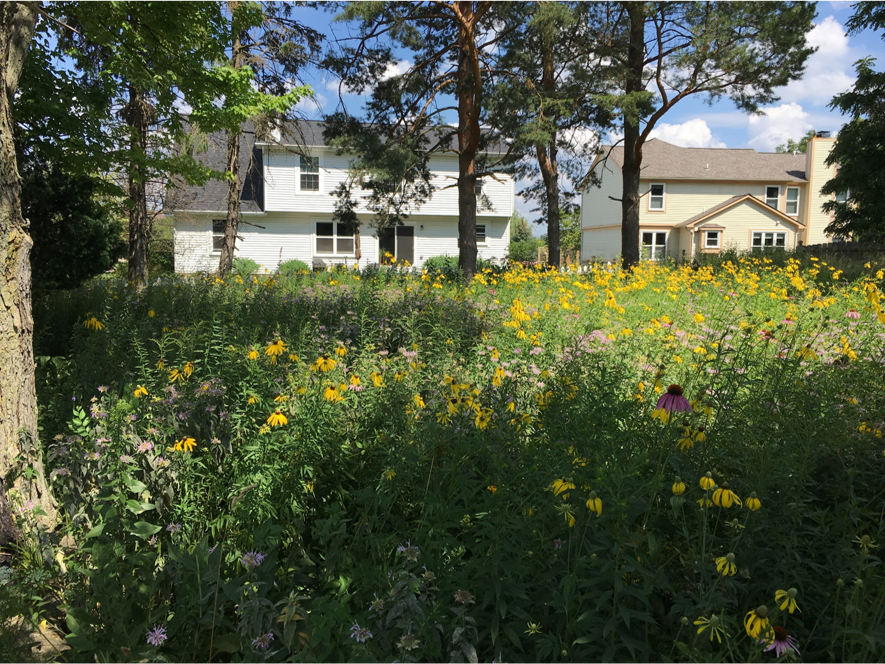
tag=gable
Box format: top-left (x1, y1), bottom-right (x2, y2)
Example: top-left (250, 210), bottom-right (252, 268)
top-left (677, 194), bottom-right (805, 229)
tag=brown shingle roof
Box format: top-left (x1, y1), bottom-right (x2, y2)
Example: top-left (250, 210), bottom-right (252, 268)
top-left (601, 138), bottom-right (807, 182)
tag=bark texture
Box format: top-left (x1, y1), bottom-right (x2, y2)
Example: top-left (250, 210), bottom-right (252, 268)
top-left (454, 0), bottom-right (483, 281)
top-left (218, 20), bottom-right (245, 277)
top-left (0, 0), bottom-right (56, 531)
top-left (535, 37), bottom-right (560, 268)
top-left (125, 83), bottom-right (151, 286)
top-left (620, 1), bottom-right (645, 270)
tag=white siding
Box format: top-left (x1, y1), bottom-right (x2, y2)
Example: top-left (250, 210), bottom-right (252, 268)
top-left (263, 148), bottom-right (513, 218)
top-left (581, 227), bottom-right (622, 262)
top-left (173, 213), bottom-right (510, 273)
top-left (582, 160), bottom-right (622, 229)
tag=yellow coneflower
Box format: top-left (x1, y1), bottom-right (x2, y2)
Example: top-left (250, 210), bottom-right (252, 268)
top-left (247, 348), bottom-right (260, 360)
top-left (712, 482), bottom-right (742, 508)
top-left (672, 478), bottom-right (686, 495)
top-left (775, 588), bottom-right (800, 614)
top-left (677, 435), bottom-right (694, 451)
top-left (694, 614), bottom-right (727, 643)
top-left (173, 437), bottom-right (197, 453)
top-left (370, 371), bottom-right (384, 388)
top-left (148, 310), bottom-right (155, 318)
top-left (183, 361), bottom-right (194, 378)
top-left (83, 316), bottom-right (105, 331)
top-left (555, 503), bottom-right (576, 528)
top-left (133, 386), bottom-right (148, 398)
top-left (413, 394), bottom-right (425, 409)
top-left (247, 395), bottom-right (258, 404)
top-left (266, 339), bottom-right (286, 357)
top-left (334, 345), bottom-right (347, 357)
top-left (288, 353), bottom-right (299, 362)
top-left (697, 497), bottom-right (713, 508)
top-left (323, 385), bottom-right (343, 403)
top-left (382, 469), bottom-right (396, 481)
top-left (168, 368), bottom-right (184, 383)
top-left (267, 410), bottom-right (287, 427)
top-left (487, 485), bottom-right (497, 493)
top-left (744, 606), bottom-right (772, 640)
top-left (699, 472), bottom-right (715, 491)
top-left (586, 491), bottom-right (602, 516)
top-left (715, 553), bottom-right (737, 576)
top-left (694, 313), bottom-right (705, 324)
top-left (746, 492), bottom-right (761, 511)
top-left (551, 479), bottom-right (575, 498)
top-left (311, 355), bottom-right (337, 372)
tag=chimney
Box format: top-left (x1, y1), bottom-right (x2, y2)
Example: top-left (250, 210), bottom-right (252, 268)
top-left (815, 130), bottom-right (831, 138)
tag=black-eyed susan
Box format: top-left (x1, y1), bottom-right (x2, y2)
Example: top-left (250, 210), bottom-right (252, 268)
top-left (173, 437), bottom-right (197, 453)
top-left (672, 478), bottom-right (686, 495)
top-left (775, 588), bottom-right (800, 614)
top-left (267, 410), bottom-right (287, 427)
top-left (746, 492), bottom-right (761, 511)
top-left (586, 491), bottom-right (602, 516)
top-left (266, 339), bottom-right (286, 358)
top-left (323, 385), bottom-right (343, 403)
top-left (134, 386), bottom-right (148, 398)
top-left (700, 472), bottom-right (715, 490)
top-left (715, 553), bottom-right (737, 576)
top-left (712, 482), bottom-right (742, 508)
top-left (743, 606), bottom-right (771, 640)
top-left (694, 614), bottom-right (727, 643)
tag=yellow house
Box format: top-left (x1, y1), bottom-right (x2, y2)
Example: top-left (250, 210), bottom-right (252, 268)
top-left (581, 133), bottom-right (838, 261)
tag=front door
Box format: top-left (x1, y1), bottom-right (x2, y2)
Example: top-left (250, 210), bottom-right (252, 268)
top-left (379, 226), bottom-right (415, 265)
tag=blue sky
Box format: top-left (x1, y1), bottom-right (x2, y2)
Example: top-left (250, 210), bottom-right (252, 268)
top-left (290, 2), bottom-right (885, 229)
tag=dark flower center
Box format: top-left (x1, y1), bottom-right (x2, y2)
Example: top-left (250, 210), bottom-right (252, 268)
top-left (773, 625), bottom-right (787, 640)
top-left (667, 384), bottom-right (684, 396)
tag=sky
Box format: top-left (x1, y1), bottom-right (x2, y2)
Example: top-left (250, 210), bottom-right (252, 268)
top-left (290, 2), bottom-right (885, 232)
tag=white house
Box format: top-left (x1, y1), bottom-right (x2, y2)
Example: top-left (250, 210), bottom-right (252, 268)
top-left (581, 133), bottom-right (838, 261)
top-left (169, 121), bottom-right (514, 272)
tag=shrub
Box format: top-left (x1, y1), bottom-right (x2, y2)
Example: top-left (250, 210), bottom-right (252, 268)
top-left (231, 257), bottom-right (260, 275)
top-left (277, 258), bottom-right (311, 276)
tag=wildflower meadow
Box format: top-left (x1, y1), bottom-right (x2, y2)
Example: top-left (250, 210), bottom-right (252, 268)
top-left (6, 253), bottom-right (885, 662)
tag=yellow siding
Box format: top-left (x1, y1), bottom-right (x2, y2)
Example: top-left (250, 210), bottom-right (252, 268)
top-left (638, 179), bottom-right (807, 227)
top-left (692, 201), bottom-right (801, 254)
top-left (582, 161), bottom-right (622, 228)
top-left (804, 137), bottom-right (837, 245)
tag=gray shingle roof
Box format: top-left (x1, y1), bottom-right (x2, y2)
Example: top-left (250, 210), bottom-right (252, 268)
top-left (601, 138), bottom-right (807, 182)
top-left (675, 193), bottom-right (806, 228)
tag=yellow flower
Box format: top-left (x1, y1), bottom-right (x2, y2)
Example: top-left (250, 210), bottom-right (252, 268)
top-left (699, 472), bottom-right (715, 491)
top-left (350, 375), bottom-right (362, 387)
top-left (173, 437), bottom-right (197, 453)
top-left (712, 483), bottom-right (742, 508)
top-left (555, 503), bottom-right (576, 527)
top-left (694, 614), bottom-right (727, 643)
top-left (247, 348), bottom-right (260, 360)
top-left (744, 606), bottom-right (772, 640)
top-left (672, 478), bottom-right (686, 495)
top-left (382, 469), bottom-right (396, 481)
top-left (694, 313), bottom-right (705, 324)
top-left (168, 369), bottom-right (184, 383)
top-left (183, 361), bottom-right (194, 378)
top-left (586, 491), bottom-right (602, 516)
top-left (487, 484), bottom-right (497, 493)
top-left (697, 497), bottom-right (713, 508)
top-left (413, 394), bottom-right (425, 409)
top-left (715, 553), bottom-right (737, 576)
top-left (83, 316), bottom-right (105, 331)
top-left (551, 479), bottom-right (575, 498)
top-left (323, 385), bottom-right (344, 403)
top-left (274, 394), bottom-right (289, 403)
top-left (525, 622), bottom-right (542, 635)
top-left (267, 410), bottom-right (288, 427)
top-left (288, 353), bottom-right (299, 362)
top-left (746, 492), bottom-right (761, 511)
top-left (775, 588), bottom-right (800, 614)
top-left (311, 355), bottom-right (337, 372)
top-left (370, 371), bottom-right (384, 388)
top-left (677, 436), bottom-right (694, 451)
top-left (853, 534), bottom-right (878, 553)
top-left (334, 345), bottom-right (347, 357)
top-left (651, 408), bottom-right (671, 424)
top-left (133, 386), bottom-right (148, 398)
top-left (474, 409), bottom-right (492, 430)
top-left (266, 340), bottom-right (286, 357)
top-left (247, 395), bottom-right (258, 404)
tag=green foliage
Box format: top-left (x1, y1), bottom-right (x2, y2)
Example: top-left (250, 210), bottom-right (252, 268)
top-left (821, 57), bottom-right (885, 240)
top-left (775, 129), bottom-right (816, 153)
top-left (560, 207), bottom-right (581, 252)
top-left (22, 165), bottom-right (125, 289)
top-left (277, 259), bottom-right (311, 276)
top-left (25, 257), bottom-right (885, 662)
top-left (231, 257), bottom-right (260, 275)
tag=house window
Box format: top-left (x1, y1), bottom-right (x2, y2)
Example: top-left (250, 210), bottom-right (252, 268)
top-left (476, 178), bottom-right (483, 198)
top-left (212, 219), bottom-right (225, 252)
top-left (835, 190), bottom-right (849, 202)
top-left (764, 186), bottom-right (780, 210)
top-left (648, 183), bottom-right (665, 211)
top-left (316, 222), bottom-right (354, 255)
top-left (752, 231), bottom-right (786, 250)
top-left (641, 231), bottom-right (667, 261)
top-left (704, 231), bottom-right (721, 249)
top-left (300, 155), bottom-right (319, 191)
top-left (477, 224), bottom-right (486, 244)
top-left (785, 187), bottom-right (800, 216)
top-left (379, 225), bottom-right (415, 265)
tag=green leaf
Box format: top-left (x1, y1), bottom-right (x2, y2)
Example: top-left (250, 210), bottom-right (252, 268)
top-left (129, 521), bottom-right (162, 539)
top-left (125, 476), bottom-right (148, 494)
top-left (126, 499), bottom-right (156, 515)
top-left (84, 523), bottom-right (104, 538)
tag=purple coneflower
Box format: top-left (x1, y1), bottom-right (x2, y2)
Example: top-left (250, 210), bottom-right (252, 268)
top-left (252, 633), bottom-right (274, 649)
top-left (146, 625), bottom-right (168, 646)
top-left (846, 309), bottom-right (861, 319)
top-left (656, 385), bottom-right (693, 413)
top-left (763, 625), bottom-right (799, 657)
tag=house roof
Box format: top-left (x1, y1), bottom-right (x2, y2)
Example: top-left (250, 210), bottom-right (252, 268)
top-left (599, 138), bottom-right (807, 182)
top-left (675, 194), bottom-right (806, 228)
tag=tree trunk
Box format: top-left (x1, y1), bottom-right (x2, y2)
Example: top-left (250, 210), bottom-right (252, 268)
top-left (126, 83), bottom-right (150, 286)
top-left (455, 0), bottom-right (479, 280)
top-left (620, 1), bottom-right (645, 270)
top-left (218, 21), bottom-right (245, 277)
top-left (0, 1), bottom-right (56, 531)
top-left (536, 34), bottom-right (560, 268)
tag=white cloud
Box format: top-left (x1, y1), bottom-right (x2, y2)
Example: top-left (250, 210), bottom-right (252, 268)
top-left (294, 92), bottom-right (327, 118)
top-left (647, 119), bottom-right (727, 148)
top-left (780, 16), bottom-right (856, 106)
top-left (325, 60), bottom-right (414, 95)
top-left (747, 102), bottom-right (813, 151)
